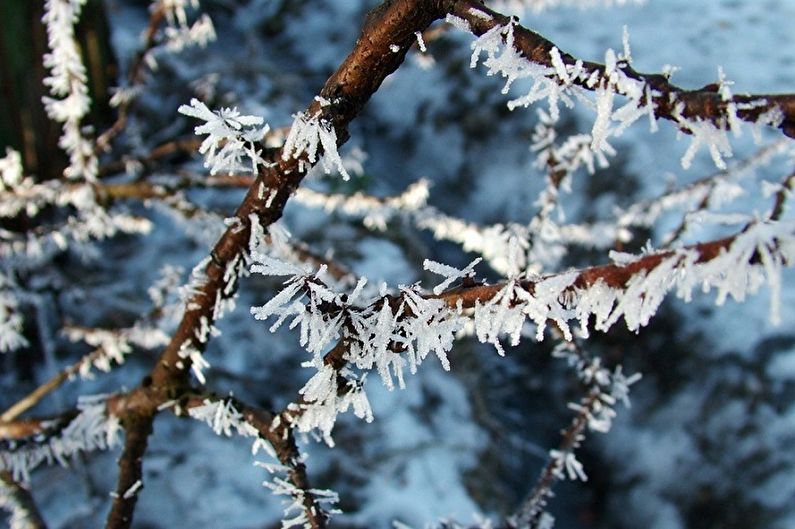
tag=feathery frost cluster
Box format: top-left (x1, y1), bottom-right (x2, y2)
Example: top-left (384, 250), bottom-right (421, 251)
top-left (42, 0), bottom-right (97, 181)
top-left (187, 398), bottom-right (340, 529)
top-left (178, 98), bottom-right (269, 175)
top-left (282, 103), bottom-right (351, 180)
top-left (248, 216), bottom-right (794, 444)
top-left (455, 10), bottom-right (783, 172)
top-left (0, 395), bottom-right (121, 482)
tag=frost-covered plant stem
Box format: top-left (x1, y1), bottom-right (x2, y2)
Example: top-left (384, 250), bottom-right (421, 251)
top-left (451, 0), bottom-right (795, 147)
top-left (183, 394), bottom-right (332, 529)
top-left (42, 0), bottom-right (98, 181)
top-left (0, 472), bottom-right (46, 529)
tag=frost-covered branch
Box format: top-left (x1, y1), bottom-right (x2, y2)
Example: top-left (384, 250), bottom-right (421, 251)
top-left (42, 0), bottom-right (97, 181)
top-left (449, 0), bottom-right (795, 170)
top-left (149, 0), bottom-right (452, 389)
top-left (0, 395), bottom-right (121, 483)
top-left (0, 471), bottom-right (46, 529)
top-left (248, 219), bottom-right (794, 444)
top-left (182, 395), bottom-right (332, 529)
top-left (508, 342), bottom-right (639, 529)
top-left (0, 324), bottom-right (169, 424)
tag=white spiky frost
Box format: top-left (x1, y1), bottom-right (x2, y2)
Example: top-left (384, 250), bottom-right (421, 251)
top-left (188, 399), bottom-right (258, 437)
top-left (42, 0), bottom-right (98, 181)
top-left (0, 478), bottom-right (41, 529)
top-left (282, 111), bottom-right (350, 180)
top-left (250, 220), bottom-right (794, 438)
top-left (178, 98), bottom-right (268, 175)
top-left (463, 16), bottom-right (763, 171)
top-left (0, 395), bottom-right (121, 482)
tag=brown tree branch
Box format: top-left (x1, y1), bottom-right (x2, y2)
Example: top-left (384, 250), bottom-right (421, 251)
top-left (450, 0), bottom-right (795, 138)
top-left (105, 413), bottom-right (153, 529)
top-left (769, 169), bottom-right (795, 222)
top-left (147, 0), bottom-right (455, 389)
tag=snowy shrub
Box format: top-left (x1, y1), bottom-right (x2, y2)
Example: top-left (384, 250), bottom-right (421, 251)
top-left (1, 0), bottom-right (795, 528)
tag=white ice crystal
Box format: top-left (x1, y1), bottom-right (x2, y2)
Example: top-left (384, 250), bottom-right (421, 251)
top-left (0, 395), bottom-right (121, 482)
top-left (42, 0), bottom-right (97, 181)
top-left (188, 399), bottom-right (258, 438)
top-left (282, 111), bottom-right (350, 180)
top-left (179, 98), bottom-right (269, 175)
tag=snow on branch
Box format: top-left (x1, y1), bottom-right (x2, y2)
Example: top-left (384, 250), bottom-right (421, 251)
top-left (42, 0), bottom-right (98, 181)
top-left (0, 272), bottom-right (28, 354)
top-left (0, 395), bottom-right (121, 483)
top-left (0, 472), bottom-right (46, 529)
top-left (249, 220), bottom-right (793, 443)
top-left (451, 0), bottom-right (795, 169)
top-left (511, 342), bottom-right (640, 529)
top-left (184, 396), bottom-right (336, 529)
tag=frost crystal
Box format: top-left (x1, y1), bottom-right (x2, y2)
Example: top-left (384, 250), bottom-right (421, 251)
top-left (42, 0), bottom-right (97, 181)
top-left (0, 395), bottom-right (121, 482)
top-left (179, 98), bottom-right (269, 174)
top-left (282, 111), bottom-right (351, 180)
top-left (188, 399), bottom-right (258, 438)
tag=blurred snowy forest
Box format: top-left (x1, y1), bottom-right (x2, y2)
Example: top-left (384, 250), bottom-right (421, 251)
top-left (2, 0), bottom-right (795, 528)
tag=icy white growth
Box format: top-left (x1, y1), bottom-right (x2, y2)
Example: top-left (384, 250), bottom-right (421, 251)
top-left (65, 325), bottom-right (169, 378)
top-left (282, 111), bottom-right (350, 180)
top-left (179, 98), bottom-right (269, 175)
top-left (0, 149), bottom-right (23, 192)
top-left (550, 449), bottom-right (588, 481)
top-left (0, 395), bottom-right (121, 482)
top-left (250, 220), bottom-right (794, 443)
top-left (294, 179), bottom-right (429, 231)
top-left (444, 14), bottom-right (471, 32)
top-left (42, 0), bottom-right (98, 181)
top-left (159, 0), bottom-right (198, 27)
top-left (0, 273), bottom-right (28, 353)
top-left (122, 479), bottom-right (143, 499)
top-left (424, 258), bottom-right (481, 295)
top-left (464, 18), bottom-right (752, 170)
top-left (188, 399), bottom-right (258, 438)
top-left (263, 473), bottom-right (340, 529)
top-left (0, 479), bottom-right (40, 529)
top-left (187, 398), bottom-right (338, 528)
top-left (163, 13), bottom-right (216, 51)
top-left (178, 340), bottom-right (211, 384)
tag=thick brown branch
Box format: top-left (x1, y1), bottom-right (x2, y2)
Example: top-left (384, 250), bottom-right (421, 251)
top-left (105, 413), bottom-right (154, 529)
top-left (451, 0), bottom-right (795, 138)
top-left (148, 0), bottom-right (454, 389)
